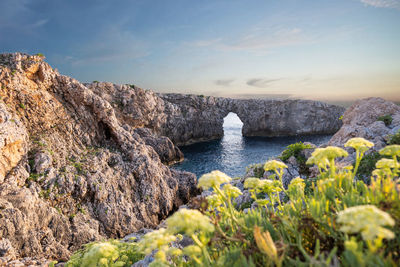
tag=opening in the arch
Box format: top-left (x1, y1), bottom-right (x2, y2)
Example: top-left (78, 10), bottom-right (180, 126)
top-left (223, 112), bottom-right (243, 137)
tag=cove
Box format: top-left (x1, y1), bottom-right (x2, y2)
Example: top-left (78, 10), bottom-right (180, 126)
top-left (173, 112), bottom-right (332, 177)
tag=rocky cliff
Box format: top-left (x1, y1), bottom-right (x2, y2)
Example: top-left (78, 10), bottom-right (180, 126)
top-left (0, 53), bottom-right (345, 264)
top-left (86, 85), bottom-right (345, 146)
top-left (0, 53), bottom-right (198, 263)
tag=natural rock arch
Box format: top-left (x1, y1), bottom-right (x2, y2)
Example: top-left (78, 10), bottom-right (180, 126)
top-left (158, 94), bottom-right (345, 146)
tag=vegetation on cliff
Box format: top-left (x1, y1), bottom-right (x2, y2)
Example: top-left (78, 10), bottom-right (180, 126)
top-left (67, 138), bottom-right (400, 266)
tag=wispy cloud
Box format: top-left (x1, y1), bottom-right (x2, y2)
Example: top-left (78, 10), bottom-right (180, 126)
top-left (246, 78), bottom-right (282, 88)
top-left (30, 19), bottom-right (49, 28)
top-left (187, 27), bottom-right (312, 53)
top-left (360, 0), bottom-right (400, 9)
top-left (215, 79), bottom-right (234, 86)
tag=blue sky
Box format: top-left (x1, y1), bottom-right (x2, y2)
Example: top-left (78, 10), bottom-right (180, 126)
top-left (1, 0), bottom-right (399, 101)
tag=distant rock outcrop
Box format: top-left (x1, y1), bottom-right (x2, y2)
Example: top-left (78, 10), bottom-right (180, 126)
top-left (86, 84), bottom-right (345, 146)
top-left (329, 97), bottom-right (400, 149)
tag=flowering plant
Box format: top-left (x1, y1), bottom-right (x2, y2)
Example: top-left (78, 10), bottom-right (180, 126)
top-left (67, 138), bottom-right (400, 266)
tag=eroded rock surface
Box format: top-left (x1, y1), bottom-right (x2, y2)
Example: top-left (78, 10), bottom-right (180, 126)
top-left (86, 84), bottom-right (345, 146)
top-left (0, 53), bottom-right (198, 263)
top-left (329, 97), bottom-right (400, 148)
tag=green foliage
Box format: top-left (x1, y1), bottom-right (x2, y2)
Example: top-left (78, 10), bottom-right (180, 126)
top-left (389, 130), bottom-right (400, 145)
top-left (357, 152), bottom-right (385, 181)
top-left (377, 114), bottom-right (393, 126)
top-left (128, 84), bottom-right (135, 89)
top-left (67, 139), bottom-right (400, 266)
top-left (19, 103), bottom-right (25, 109)
top-left (66, 240), bottom-right (142, 267)
top-left (279, 142), bottom-right (313, 175)
top-left (246, 163), bottom-right (265, 178)
top-left (93, 80), bottom-right (99, 83)
top-left (35, 53), bottom-right (45, 57)
top-left (279, 142), bottom-right (312, 162)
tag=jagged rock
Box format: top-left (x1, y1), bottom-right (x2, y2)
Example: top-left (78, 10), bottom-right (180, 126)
top-left (34, 152), bottom-right (52, 174)
top-left (0, 238), bottom-right (17, 262)
top-left (134, 128), bottom-right (183, 164)
top-left (86, 83), bottom-right (344, 146)
top-left (329, 97), bottom-right (400, 147)
top-left (0, 53), bottom-right (199, 263)
top-left (0, 103), bottom-right (28, 183)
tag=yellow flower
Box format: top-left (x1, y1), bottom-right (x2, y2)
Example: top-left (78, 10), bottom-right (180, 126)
top-left (244, 177), bottom-right (261, 189)
top-left (344, 138), bottom-right (374, 153)
top-left (223, 184), bottom-right (242, 198)
top-left (166, 209), bottom-right (215, 236)
top-left (197, 170), bottom-right (232, 189)
top-left (306, 148), bottom-right (330, 168)
top-left (138, 228), bottom-right (176, 254)
top-left (316, 146), bottom-right (348, 161)
top-left (182, 245), bottom-right (202, 256)
top-left (337, 205), bottom-right (395, 241)
top-left (264, 160), bottom-right (288, 172)
top-left (379, 145), bottom-right (400, 157)
top-left (376, 158), bottom-right (398, 169)
top-left (253, 226), bottom-right (278, 261)
top-left (81, 242), bottom-right (119, 267)
top-left (206, 194), bottom-right (223, 209)
top-left (288, 177), bottom-right (305, 198)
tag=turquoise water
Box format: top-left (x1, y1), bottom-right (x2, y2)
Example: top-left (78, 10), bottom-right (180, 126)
top-left (172, 113), bottom-right (332, 178)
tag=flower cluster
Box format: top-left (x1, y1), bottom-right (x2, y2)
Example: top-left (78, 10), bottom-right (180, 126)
top-left (344, 137), bottom-right (374, 153)
top-left (379, 145), bottom-right (400, 157)
top-left (197, 170), bottom-right (232, 190)
top-left (337, 205), bottom-right (395, 241)
top-left (166, 209), bottom-right (215, 236)
top-left (287, 177), bottom-right (305, 199)
top-left (263, 160), bottom-right (288, 172)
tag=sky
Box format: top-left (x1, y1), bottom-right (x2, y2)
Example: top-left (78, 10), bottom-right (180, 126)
top-left (0, 0), bottom-right (399, 101)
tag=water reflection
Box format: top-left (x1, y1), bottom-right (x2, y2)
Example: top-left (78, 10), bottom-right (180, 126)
top-left (173, 113), bottom-right (332, 178)
top-left (220, 112), bottom-right (244, 172)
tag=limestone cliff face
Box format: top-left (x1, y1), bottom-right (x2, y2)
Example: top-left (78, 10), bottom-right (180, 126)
top-left (160, 94), bottom-right (345, 145)
top-left (0, 53), bottom-right (198, 262)
top-left (86, 85), bottom-right (345, 146)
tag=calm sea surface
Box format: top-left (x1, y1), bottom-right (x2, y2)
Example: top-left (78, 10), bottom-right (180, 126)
top-left (172, 113), bottom-right (332, 178)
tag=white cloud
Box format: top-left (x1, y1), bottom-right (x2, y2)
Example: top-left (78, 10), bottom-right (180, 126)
top-left (246, 78), bottom-right (282, 88)
top-left (215, 79), bottom-right (234, 86)
top-left (360, 0), bottom-right (400, 9)
top-left (187, 26), bottom-right (312, 54)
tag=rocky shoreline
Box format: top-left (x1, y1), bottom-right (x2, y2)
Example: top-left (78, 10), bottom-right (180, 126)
top-left (0, 53), bottom-right (398, 266)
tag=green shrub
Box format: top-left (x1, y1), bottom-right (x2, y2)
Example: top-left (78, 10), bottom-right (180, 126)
top-left (279, 142), bottom-right (312, 162)
top-left (35, 53), bottom-right (45, 57)
top-left (357, 152), bottom-right (388, 181)
top-left (279, 142), bottom-right (313, 175)
top-left (377, 114), bottom-right (393, 126)
top-left (246, 163), bottom-right (264, 178)
top-left (93, 80), bottom-right (99, 83)
top-left (389, 130), bottom-right (400, 145)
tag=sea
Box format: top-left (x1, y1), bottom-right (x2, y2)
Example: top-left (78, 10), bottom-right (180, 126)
top-left (172, 112), bottom-right (332, 178)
